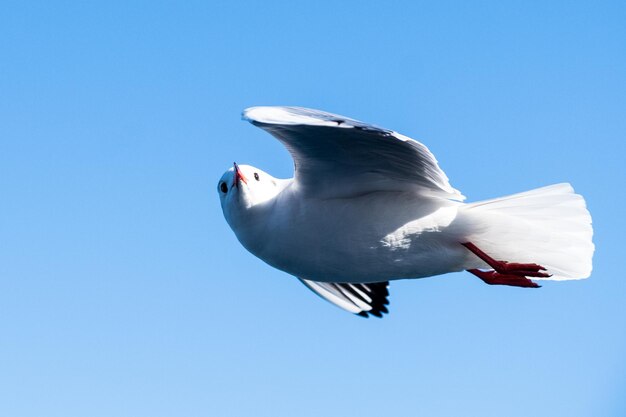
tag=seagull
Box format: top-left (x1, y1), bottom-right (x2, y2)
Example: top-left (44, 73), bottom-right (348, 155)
top-left (217, 106), bottom-right (594, 318)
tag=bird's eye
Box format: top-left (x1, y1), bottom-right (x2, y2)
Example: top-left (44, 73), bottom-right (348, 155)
top-left (219, 182), bottom-right (228, 193)
top-left (254, 172), bottom-right (260, 181)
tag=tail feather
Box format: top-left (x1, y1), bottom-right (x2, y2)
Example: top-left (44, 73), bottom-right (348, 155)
top-left (462, 183), bottom-right (594, 280)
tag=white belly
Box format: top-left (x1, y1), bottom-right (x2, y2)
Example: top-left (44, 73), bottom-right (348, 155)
top-left (240, 192), bottom-right (473, 283)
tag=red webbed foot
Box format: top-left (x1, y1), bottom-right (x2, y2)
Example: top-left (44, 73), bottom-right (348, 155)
top-left (467, 269), bottom-right (541, 288)
top-left (462, 242), bottom-right (550, 288)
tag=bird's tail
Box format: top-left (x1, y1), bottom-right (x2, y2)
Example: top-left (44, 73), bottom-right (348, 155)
top-left (460, 183), bottom-right (594, 280)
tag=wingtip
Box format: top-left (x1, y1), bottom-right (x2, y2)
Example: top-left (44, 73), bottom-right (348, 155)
top-left (241, 106), bottom-right (261, 123)
top-left (242, 106), bottom-right (354, 127)
top-left (355, 309), bottom-right (388, 319)
top-left (242, 106), bottom-right (288, 124)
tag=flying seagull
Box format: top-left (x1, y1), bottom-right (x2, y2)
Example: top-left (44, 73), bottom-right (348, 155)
top-left (217, 106), bottom-right (594, 318)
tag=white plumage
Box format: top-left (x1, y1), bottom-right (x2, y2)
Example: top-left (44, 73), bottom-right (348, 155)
top-left (462, 183), bottom-right (593, 280)
top-left (217, 106), bottom-right (594, 317)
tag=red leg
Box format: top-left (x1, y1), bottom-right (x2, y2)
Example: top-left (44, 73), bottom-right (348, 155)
top-left (468, 269), bottom-right (541, 288)
top-left (462, 242), bottom-right (551, 278)
top-left (462, 242), bottom-right (550, 288)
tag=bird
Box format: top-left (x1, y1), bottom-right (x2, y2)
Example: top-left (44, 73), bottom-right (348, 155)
top-left (217, 106), bottom-right (594, 318)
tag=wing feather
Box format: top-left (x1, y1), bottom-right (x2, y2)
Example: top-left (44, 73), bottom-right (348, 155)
top-left (243, 106), bottom-right (464, 200)
top-left (299, 278), bottom-right (390, 318)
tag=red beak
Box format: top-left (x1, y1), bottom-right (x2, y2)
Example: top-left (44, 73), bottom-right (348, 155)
top-left (232, 162), bottom-right (248, 188)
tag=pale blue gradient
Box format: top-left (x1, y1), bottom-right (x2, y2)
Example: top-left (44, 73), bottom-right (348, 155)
top-left (1, 1), bottom-right (625, 416)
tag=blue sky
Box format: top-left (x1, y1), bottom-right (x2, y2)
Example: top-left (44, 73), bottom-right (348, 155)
top-left (1, 1), bottom-right (625, 416)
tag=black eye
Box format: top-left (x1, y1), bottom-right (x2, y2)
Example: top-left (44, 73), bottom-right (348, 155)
top-left (219, 182), bottom-right (228, 193)
top-left (254, 172), bottom-right (260, 181)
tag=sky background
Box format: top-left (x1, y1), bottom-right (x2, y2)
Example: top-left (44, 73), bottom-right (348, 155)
top-left (1, 1), bottom-right (625, 416)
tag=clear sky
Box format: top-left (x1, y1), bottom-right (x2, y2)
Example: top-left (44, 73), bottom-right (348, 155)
top-left (1, 1), bottom-right (625, 416)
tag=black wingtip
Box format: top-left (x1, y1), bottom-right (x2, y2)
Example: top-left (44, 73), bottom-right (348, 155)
top-left (353, 281), bottom-right (390, 318)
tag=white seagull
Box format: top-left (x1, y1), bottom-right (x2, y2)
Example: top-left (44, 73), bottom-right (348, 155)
top-left (217, 106), bottom-right (594, 318)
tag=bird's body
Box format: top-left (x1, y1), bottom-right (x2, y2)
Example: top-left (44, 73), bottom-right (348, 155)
top-left (228, 182), bottom-right (469, 283)
top-left (218, 106), bottom-right (594, 317)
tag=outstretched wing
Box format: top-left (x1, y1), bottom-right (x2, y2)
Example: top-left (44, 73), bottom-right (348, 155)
top-left (299, 278), bottom-right (390, 318)
top-left (243, 106), bottom-right (464, 200)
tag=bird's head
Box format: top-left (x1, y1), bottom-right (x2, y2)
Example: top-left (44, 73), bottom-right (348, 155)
top-left (217, 163), bottom-right (284, 225)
